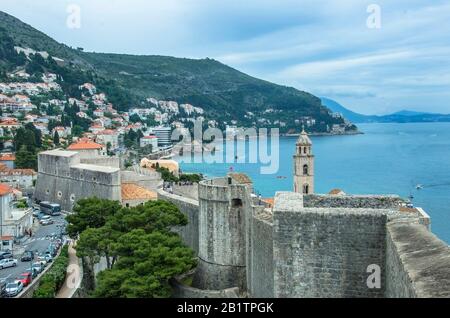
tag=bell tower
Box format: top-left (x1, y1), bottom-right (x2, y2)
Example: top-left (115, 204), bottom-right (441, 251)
top-left (293, 128), bottom-right (314, 194)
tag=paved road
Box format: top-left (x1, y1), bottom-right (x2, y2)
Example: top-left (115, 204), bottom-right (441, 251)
top-left (0, 215), bottom-right (67, 284)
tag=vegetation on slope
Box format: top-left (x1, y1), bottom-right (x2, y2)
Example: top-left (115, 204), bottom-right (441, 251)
top-left (0, 10), bottom-right (355, 133)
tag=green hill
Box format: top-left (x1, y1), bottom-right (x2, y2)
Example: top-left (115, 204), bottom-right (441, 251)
top-left (0, 10), bottom-right (357, 133)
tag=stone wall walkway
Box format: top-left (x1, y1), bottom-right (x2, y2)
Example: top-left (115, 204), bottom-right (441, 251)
top-left (56, 241), bottom-right (81, 298)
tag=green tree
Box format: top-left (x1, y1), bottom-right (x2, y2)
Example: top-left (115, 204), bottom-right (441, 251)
top-left (15, 145), bottom-right (37, 170)
top-left (72, 125), bottom-right (84, 137)
top-left (66, 197), bottom-right (122, 238)
top-left (73, 199), bottom-right (196, 298)
top-left (53, 131), bottom-right (60, 146)
top-left (129, 114), bottom-right (141, 123)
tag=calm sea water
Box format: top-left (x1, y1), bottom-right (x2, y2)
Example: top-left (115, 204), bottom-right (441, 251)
top-left (179, 123), bottom-right (450, 243)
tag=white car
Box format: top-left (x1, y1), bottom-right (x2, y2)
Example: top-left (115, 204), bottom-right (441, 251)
top-left (5, 281), bottom-right (23, 297)
top-left (0, 258), bottom-right (18, 270)
top-left (36, 257), bottom-right (47, 267)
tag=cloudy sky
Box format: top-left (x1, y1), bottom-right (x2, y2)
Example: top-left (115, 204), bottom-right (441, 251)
top-left (2, 0), bottom-right (450, 114)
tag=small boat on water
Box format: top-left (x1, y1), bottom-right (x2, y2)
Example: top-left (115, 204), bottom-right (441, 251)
top-left (416, 184), bottom-right (424, 190)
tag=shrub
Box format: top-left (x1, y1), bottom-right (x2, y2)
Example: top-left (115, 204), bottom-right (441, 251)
top-left (33, 245), bottom-right (70, 298)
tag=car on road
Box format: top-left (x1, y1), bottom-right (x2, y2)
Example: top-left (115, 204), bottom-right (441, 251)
top-left (46, 246), bottom-right (58, 257)
top-left (20, 251), bottom-right (34, 262)
top-left (36, 257), bottom-right (47, 267)
top-left (40, 218), bottom-right (54, 226)
top-left (0, 251), bottom-right (13, 260)
top-left (0, 281), bottom-right (6, 298)
top-left (43, 254), bottom-right (53, 263)
top-left (32, 209), bottom-right (41, 217)
top-left (17, 272), bottom-right (32, 287)
top-left (25, 267), bottom-right (39, 279)
top-left (5, 281), bottom-right (23, 297)
top-left (32, 262), bottom-right (43, 274)
top-left (0, 258), bottom-right (18, 270)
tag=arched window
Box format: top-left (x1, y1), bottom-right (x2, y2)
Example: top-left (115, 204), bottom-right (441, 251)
top-left (304, 147), bottom-right (307, 154)
top-left (303, 184), bottom-right (309, 194)
top-left (303, 164), bottom-right (309, 175)
top-left (232, 198), bottom-right (243, 208)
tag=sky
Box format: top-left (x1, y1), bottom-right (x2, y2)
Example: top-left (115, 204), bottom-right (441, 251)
top-left (1, 0), bottom-right (450, 115)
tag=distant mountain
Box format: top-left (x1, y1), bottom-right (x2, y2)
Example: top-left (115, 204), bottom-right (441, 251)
top-left (320, 97), bottom-right (375, 123)
top-left (321, 97), bottom-right (450, 124)
top-left (0, 10), bottom-right (356, 134)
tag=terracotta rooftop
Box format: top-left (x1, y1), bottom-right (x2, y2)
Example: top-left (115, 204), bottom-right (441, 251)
top-left (67, 138), bottom-right (103, 150)
top-left (97, 129), bottom-right (117, 135)
top-left (0, 154), bottom-right (16, 161)
top-left (261, 198), bottom-right (274, 208)
top-left (0, 183), bottom-right (12, 196)
top-left (121, 183), bottom-right (158, 201)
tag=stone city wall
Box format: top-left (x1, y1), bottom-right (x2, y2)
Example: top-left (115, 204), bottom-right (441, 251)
top-left (273, 197), bottom-right (390, 298)
top-left (385, 221), bottom-right (450, 298)
top-left (157, 189), bottom-right (199, 254)
top-left (303, 194), bottom-right (403, 209)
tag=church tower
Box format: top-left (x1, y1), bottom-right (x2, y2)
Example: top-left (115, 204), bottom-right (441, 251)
top-left (293, 128), bottom-right (314, 194)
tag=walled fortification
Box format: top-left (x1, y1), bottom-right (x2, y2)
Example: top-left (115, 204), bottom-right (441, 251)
top-left (303, 194), bottom-right (404, 209)
top-left (193, 176), bottom-right (253, 291)
top-left (158, 183), bottom-right (450, 298)
top-left (385, 220), bottom-right (450, 298)
top-left (34, 150), bottom-right (121, 212)
top-left (157, 189), bottom-right (199, 253)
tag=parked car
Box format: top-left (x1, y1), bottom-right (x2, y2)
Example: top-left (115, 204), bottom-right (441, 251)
top-left (32, 209), bottom-right (41, 217)
top-left (36, 257), bottom-right (47, 267)
top-left (25, 267), bottom-right (39, 279)
top-left (5, 281), bottom-right (23, 297)
top-left (0, 258), bottom-right (18, 270)
top-left (0, 251), bottom-right (13, 260)
top-left (32, 262), bottom-right (43, 274)
top-left (20, 251), bottom-right (34, 262)
top-left (43, 254), bottom-right (53, 263)
top-left (17, 273), bottom-right (32, 287)
top-left (40, 219), bottom-right (54, 226)
top-left (46, 246), bottom-right (57, 257)
top-left (0, 281), bottom-right (6, 298)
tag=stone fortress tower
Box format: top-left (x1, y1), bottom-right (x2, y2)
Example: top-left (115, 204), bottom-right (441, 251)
top-left (193, 173), bottom-right (253, 292)
top-left (293, 128), bottom-right (314, 194)
top-left (158, 129), bottom-right (450, 298)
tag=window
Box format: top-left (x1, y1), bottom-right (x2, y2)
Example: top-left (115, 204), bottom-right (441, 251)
top-left (304, 147), bottom-right (307, 154)
top-left (303, 184), bottom-right (309, 194)
top-left (231, 198), bottom-right (243, 208)
top-left (303, 164), bottom-right (309, 175)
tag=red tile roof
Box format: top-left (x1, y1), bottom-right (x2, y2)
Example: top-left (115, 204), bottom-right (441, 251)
top-left (67, 138), bottom-right (103, 150)
top-left (0, 154), bottom-right (16, 161)
top-left (121, 183), bottom-right (158, 201)
top-left (0, 183), bottom-right (12, 196)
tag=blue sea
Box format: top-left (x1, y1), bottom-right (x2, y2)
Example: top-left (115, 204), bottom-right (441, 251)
top-left (179, 123), bottom-right (450, 244)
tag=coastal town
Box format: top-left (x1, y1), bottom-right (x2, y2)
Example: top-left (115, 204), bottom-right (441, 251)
top-left (1, 1), bottom-right (449, 302)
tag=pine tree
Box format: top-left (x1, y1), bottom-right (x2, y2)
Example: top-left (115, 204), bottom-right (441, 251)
top-left (53, 131), bottom-right (60, 146)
